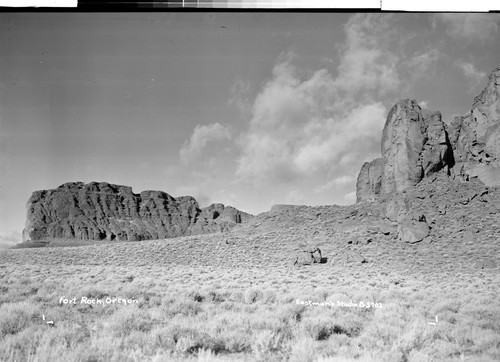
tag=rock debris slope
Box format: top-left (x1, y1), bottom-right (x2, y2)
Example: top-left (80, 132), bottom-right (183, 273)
top-left (22, 181), bottom-right (252, 242)
top-left (357, 67), bottom-right (500, 202)
top-left (354, 67), bottom-right (500, 245)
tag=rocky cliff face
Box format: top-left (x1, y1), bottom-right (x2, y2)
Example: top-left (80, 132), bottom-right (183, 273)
top-left (356, 67), bottom-right (499, 202)
top-left (356, 100), bottom-right (453, 202)
top-left (22, 182), bottom-right (252, 242)
top-left (448, 67), bottom-right (500, 186)
top-left (355, 158), bottom-right (383, 202)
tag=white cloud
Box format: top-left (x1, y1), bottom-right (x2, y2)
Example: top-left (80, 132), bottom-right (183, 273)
top-left (455, 60), bottom-right (487, 90)
top-left (0, 230), bottom-right (21, 249)
top-left (235, 21), bottom-right (390, 185)
top-left (437, 14), bottom-right (499, 42)
top-left (334, 14), bottom-right (400, 97)
top-left (230, 15), bottom-right (409, 189)
top-left (179, 123), bottom-right (231, 164)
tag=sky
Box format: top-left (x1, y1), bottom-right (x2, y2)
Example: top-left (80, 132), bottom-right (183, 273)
top-left (0, 12), bottom-right (499, 248)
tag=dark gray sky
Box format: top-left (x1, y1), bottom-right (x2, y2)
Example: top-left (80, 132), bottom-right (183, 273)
top-left (1, 13), bottom-right (499, 247)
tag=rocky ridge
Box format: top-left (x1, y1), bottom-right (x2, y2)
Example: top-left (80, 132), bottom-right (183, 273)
top-left (448, 67), bottom-right (500, 186)
top-left (22, 181), bottom-right (252, 243)
top-left (356, 100), bottom-right (453, 202)
top-left (356, 67), bottom-right (500, 203)
top-left (9, 171), bottom-right (498, 272)
top-left (354, 67), bottom-right (500, 244)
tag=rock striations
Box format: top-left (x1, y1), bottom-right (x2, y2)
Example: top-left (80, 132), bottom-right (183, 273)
top-left (356, 67), bottom-right (500, 202)
top-left (22, 181), bottom-right (252, 243)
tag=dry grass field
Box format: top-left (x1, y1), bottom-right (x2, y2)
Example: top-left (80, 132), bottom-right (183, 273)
top-left (1, 176), bottom-right (499, 361)
top-left (1, 234), bottom-right (499, 361)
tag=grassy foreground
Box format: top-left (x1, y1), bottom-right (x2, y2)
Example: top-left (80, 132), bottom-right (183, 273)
top-left (0, 248), bottom-right (499, 362)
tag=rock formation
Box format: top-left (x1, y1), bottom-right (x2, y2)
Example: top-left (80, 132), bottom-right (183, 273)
top-left (187, 203), bottom-right (253, 235)
top-left (448, 67), bottom-right (500, 186)
top-left (356, 100), bottom-right (453, 202)
top-left (356, 67), bottom-right (500, 202)
top-left (380, 99), bottom-right (453, 197)
top-left (344, 250), bottom-right (366, 264)
top-left (310, 248), bottom-right (322, 263)
top-left (294, 251), bottom-right (313, 266)
top-left (355, 67), bottom-right (499, 243)
top-left (397, 214), bottom-right (429, 244)
top-left (355, 158), bottom-right (383, 203)
top-left (22, 181), bottom-right (252, 242)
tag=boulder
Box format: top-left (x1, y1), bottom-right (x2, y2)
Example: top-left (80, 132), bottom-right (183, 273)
top-left (397, 214), bottom-right (430, 243)
top-left (345, 250), bottom-right (367, 264)
top-left (293, 247), bottom-right (325, 266)
top-left (294, 251), bottom-right (313, 266)
top-left (311, 248), bottom-right (322, 263)
top-left (22, 182), bottom-right (252, 242)
top-left (466, 163), bottom-right (500, 187)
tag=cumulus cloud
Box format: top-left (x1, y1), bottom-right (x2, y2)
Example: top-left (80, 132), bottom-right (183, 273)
top-left (235, 15), bottom-right (395, 186)
top-left (0, 230), bottom-right (21, 249)
top-left (235, 58), bottom-right (387, 184)
top-left (334, 14), bottom-right (400, 97)
top-left (455, 60), bottom-right (487, 90)
top-left (179, 123), bottom-right (231, 164)
top-left (437, 14), bottom-right (499, 42)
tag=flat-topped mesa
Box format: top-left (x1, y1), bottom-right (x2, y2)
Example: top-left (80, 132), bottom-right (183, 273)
top-left (356, 99), bottom-right (453, 202)
top-left (22, 181), bottom-right (252, 242)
